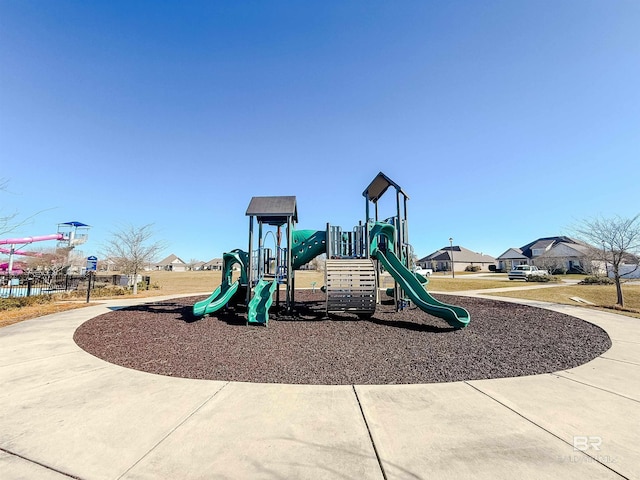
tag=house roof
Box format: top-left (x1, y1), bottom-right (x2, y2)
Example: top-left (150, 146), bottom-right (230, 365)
top-left (520, 236), bottom-right (582, 258)
top-left (496, 248), bottom-right (528, 260)
top-left (203, 258), bottom-right (223, 267)
top-left (156, 254), bottom-right (186, 266)
top-left (537, 241), bottom-right (593, 258)
top-left (419, 246), bottom-right (496, 263)
top-left (246, 196), bottom-right (298, 225)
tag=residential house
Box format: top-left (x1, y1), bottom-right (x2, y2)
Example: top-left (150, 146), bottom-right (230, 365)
top-left (189, 261), bottom-right (205, 271)
top-left (203, 258), bottom-right (223, 271)
top-left (495, 248), bottom-right (529, 272)
top-left (98, 257), bottom-right (119, 272)
top-left (153, 254), bottom-right (187, 272)
top-left (418, 246), bottom-right (496, 272)
top-left (497, 236), bottom-right (594, 273)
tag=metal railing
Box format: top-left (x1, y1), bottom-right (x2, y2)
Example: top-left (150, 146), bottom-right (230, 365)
top-left (0, 273), bottom-right (149, 298)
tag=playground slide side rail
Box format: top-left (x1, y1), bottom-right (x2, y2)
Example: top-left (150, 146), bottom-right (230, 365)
top-left (373, 247), bottom-right (470, 328)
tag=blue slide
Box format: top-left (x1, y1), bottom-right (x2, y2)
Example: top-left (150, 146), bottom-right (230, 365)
top-left (370, 222), bottom-right (470, 329)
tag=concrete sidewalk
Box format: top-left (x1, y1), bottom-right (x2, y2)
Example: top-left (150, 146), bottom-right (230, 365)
top-left (1, 294), bottom-right (638, 479)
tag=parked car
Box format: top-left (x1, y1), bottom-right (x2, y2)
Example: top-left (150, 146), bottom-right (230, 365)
top-left (508, 265), bottom-right (549, 281)
top-left (414, 266), bottom-right (433, 276)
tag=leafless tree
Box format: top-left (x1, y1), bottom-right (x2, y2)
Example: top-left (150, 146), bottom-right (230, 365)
top-left (187, 258), bottom-right (201, 271)
top-left (0, 178), bottom-right (20, 237)
top-left (1, 178), bottom-right (54, 238)
top-left (534, 254), bottom-right (568, 275)
top-left (573, 214), bottom-right (640, 307)
top-left (101, 224), bottom-right (166, 294)
top-left (307, 253), bottom-right (326, 272)
top-left (24, 247), bottom-right (74, 288)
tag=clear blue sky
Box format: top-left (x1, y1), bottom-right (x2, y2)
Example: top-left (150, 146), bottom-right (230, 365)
top-left (1, 1), bottom-right (639, 262)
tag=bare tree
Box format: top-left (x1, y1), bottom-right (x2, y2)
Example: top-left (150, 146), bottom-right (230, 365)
top-left (187, 258), bottom-right (201, 271)
top-left (310, 253), bottom-right (326, 272)
top-left (534, 254), bottom-right (568, 275)
top-left (0, 178), bottom-right (20, 237)
top-left (24, 247), bottom-right (73, 289)
top-left (101, 224), bottom-right (166, 294)
top-left (573, 214), bottom-right (640, 307)
top-left (1, 177), bottom-right (54, 238)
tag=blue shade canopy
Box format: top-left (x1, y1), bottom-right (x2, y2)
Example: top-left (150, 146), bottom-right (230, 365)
top-left (59, 221), bottom-right (90, 227)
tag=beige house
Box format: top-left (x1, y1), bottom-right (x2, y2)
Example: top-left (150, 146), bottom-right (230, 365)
top-left (153, 254), bottom-right (187, 272)
top-left (418, 246), bottom-right (496, 272)
top-left (203, 258), bottom-right (223, 270)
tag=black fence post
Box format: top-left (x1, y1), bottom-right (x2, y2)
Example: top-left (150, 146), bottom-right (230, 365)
top-left (86, 272), bottom-right (92, 303)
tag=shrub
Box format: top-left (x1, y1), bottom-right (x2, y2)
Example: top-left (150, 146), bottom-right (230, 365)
top-left (549, 266), bottom-right (567, 275)
top-left (528, 274), bottom-right (558, 283)
top-left (0, 295), bottom-right (54, 311)
top-left (56, 285), bottom-right (129, 299)
top-left (579, 276), bottom-right (614, 285)
top-left (465, 265), bottom-right (481, 272)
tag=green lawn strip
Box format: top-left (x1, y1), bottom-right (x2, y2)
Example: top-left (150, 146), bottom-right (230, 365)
top-left (488, 284), bottom-right (640, 319)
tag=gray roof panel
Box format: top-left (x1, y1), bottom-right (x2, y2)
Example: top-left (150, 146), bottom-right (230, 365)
top-left (245, 196), bottom-right (298, 224)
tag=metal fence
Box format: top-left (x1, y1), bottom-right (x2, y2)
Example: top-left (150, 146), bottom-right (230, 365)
top-left (0, 273), bottom-right (149, 298)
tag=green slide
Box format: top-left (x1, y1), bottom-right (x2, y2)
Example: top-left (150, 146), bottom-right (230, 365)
top-left (192, 249), bottom-right (248, 318)
top-left (193, 281), bottom-right (240, 317)
top-left (248, 278), bottom-right (278, 325)
top-left (370, 222), bottom-right (470, 329)
top-left (291, 229), bottom-right (327, 270)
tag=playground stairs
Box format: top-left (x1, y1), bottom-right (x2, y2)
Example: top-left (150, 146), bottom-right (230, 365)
top-left (325, 259), bottom-right (377, 315)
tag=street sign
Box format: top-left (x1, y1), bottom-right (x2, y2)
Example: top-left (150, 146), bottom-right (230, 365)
top-left (86, 256), bottom-right (98, 272)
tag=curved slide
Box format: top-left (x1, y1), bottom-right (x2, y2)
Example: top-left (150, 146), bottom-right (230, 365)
top-left (370, 222), bottom-right (470, 329)
top-left (193, 281), bottom-right (240, 317)
top-left (192, 249), bottom-right (248, 318)
top-left (248, 278), bottom-right (278, 324)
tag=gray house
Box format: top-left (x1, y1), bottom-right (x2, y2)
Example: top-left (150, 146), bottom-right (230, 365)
top-left (418, 246), bottom-right (496, 272)
top-left (497, 237), bottom-right (594, 273)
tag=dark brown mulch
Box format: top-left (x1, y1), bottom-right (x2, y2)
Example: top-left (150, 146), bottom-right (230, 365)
top-left (73, 291), bottom-right (611, 385)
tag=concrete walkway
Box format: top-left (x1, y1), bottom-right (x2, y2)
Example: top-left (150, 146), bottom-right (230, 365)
top-left (1, 294), bottom-right (638, 479)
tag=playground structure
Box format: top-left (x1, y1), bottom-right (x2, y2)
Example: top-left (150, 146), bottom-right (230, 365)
top-left (193, 173), bottom-right (470, 328)
top-left (0, 222), bottom-right (90, 274)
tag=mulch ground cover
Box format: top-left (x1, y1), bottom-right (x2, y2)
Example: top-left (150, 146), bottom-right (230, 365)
top-left (74, 291), bottom-right (611, 385)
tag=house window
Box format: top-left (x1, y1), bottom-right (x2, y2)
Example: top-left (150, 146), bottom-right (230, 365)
top-left (532, 249), bottom-right (545, 257)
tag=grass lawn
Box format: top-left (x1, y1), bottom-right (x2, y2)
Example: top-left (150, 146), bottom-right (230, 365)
top-left (0, 302), bottom-right (98, 329)
top-left (424, 277), bottom-right (514, 291)
top-left (490, 283), bottom-right (640, 319)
